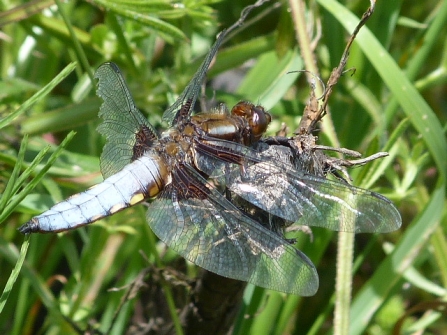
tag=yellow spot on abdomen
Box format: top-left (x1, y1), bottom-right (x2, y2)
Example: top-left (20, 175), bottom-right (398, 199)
top-left (130, 193), bottom-right (145, 205)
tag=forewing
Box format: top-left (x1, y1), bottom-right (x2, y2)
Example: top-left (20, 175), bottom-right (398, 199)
top-left (188, 137), bottom-right (400, 234)
top-left (193, 137), bottom-right (259, 176)
top-left (162, 0), bottom-right (271, 125)
top-left (197, 140), bottom-right (402, 233)
top-left (95, 63), bottom-right (158, 178)
top-left (162, 29), bottom-right (229, 126)
top-left (228, 160), bottom-right (402, 233)
top-left (147, 172), bottom-right (318, 296)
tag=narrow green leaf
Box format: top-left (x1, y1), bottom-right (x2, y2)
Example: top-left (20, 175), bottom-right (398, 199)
top-left (0, 237), bottom-right (29, 314)
top-left (0, 62), bottom-right (77, 130)
top-left (349, 186), bottom-right (444, 335)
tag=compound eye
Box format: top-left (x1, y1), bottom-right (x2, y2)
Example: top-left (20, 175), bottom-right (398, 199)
top-left (250, 105), bottom-right (271, 139)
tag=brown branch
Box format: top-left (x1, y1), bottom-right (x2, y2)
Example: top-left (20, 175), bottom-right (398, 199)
top-left (298, 0), bottom-right (377, 133)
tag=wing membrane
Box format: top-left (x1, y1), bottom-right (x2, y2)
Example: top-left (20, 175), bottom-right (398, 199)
top-left (146, 168), bottom-right (318, 296)
top-left (192, 138), bottom-right (401, 233)
top-left (95, 63), bottom-right (158, 178)
top-left (161, 30), bottom-right (229, 126)
top-left (227, 159), bottom-right (401, 233)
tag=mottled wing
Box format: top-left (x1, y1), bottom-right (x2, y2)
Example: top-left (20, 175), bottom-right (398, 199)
top-left (227, 159), bottom-right (402, 234)
top-left (95, 63), bottom-right (158, 178)
top-left (146, 167), bottom-right (318, 296)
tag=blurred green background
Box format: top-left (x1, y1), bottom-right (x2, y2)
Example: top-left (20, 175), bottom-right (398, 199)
top-left (1, 0), bottom-right (446, 334)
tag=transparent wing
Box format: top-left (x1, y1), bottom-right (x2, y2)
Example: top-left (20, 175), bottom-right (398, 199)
top-left (227, 159), bottom-right (402, 234)
top-left (95, 62), bottom-right (158, 178)
top-left (146, 169), bottom-right (318, 296)
top-left (187, 136), bottom-right (401, 234)
top-left (161, 30), bottom-right (228, 126)
top-left (162, 1), bottom-right (276, 126)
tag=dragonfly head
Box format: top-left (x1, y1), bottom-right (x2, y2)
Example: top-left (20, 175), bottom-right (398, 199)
top-left (231, 101), bottom-right (271, 143)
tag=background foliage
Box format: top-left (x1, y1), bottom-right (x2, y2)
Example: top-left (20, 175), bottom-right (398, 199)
top-left (1, 0), bottom-right (446, 334)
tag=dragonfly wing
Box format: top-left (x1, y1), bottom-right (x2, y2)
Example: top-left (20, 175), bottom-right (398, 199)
top-left (187, 135), bottom-right (401, 234)
top-left (161, 32), bottom-right (224, 125)
top-left (95, 62), bottom-right (158, 178)
top-left (147, 167), bottom-right (318, 296)
top-left (161, 0), bottom-right (272, 125)
top-left (228, 159), bottom-right (402, 233)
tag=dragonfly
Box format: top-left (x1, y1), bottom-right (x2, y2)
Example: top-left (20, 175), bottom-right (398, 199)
top-left (19, 27), bottom-right (401, 296)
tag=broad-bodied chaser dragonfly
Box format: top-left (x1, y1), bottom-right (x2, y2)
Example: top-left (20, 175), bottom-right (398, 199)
top-left (19, 28), bottom-right (401, 296)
